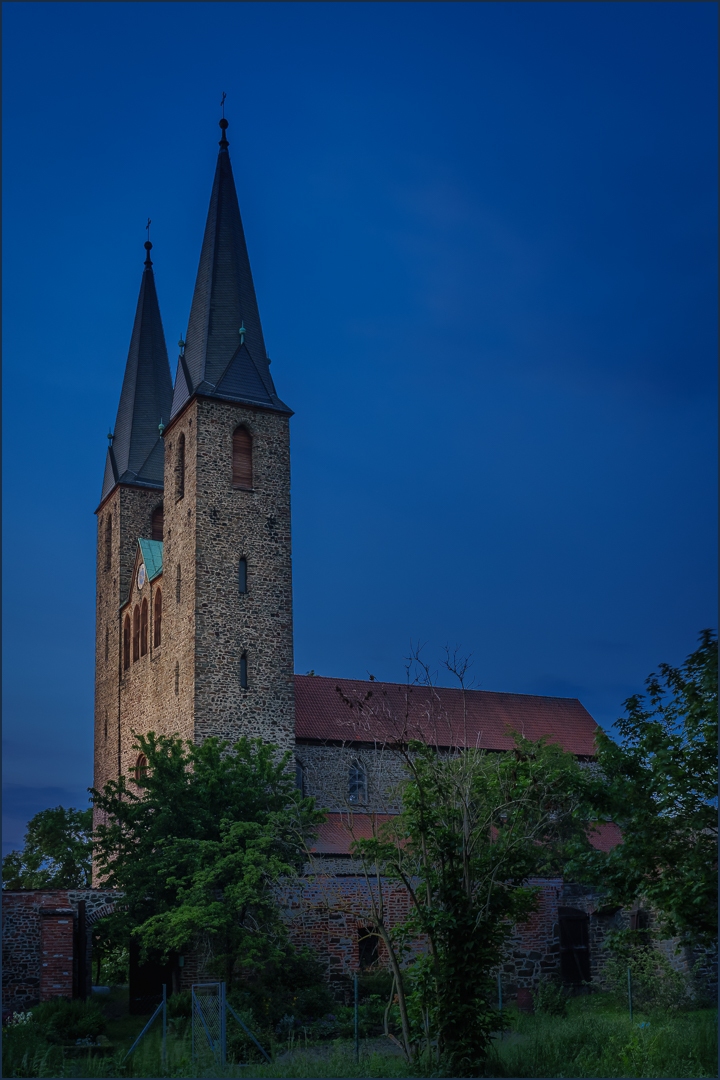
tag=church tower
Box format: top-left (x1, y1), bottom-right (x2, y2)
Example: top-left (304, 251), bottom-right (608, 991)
top-left (94, 116), bottom-right (295, 797)
top-left (94, 239), bottom-right (173, 793)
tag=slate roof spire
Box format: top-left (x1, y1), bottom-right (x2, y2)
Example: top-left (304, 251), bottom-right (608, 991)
top-left (169, 115), bottom-right (291, 419)
top-left (100, 239), bottom-right (173, 503)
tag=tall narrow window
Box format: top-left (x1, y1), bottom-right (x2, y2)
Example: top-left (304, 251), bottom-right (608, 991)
top-left (153, 589), bottom-right (162, 647)
top-left (132, 605), bottom-right (140, 662)
top-left (151, 504), bottom-right (164, 541)
top-left (176, 434), bottom-right (185, 500)
top-left (238, 557), bottom-right (247, 594)
top-left (104, 515), bottom-right (112, 570)
top-left (140, 599), bottom-right (149, 656)
top-left (174, 661), bottom-right (180, 695)
top-left (134, 753), bottom-right (148, 784)
top-left (176, 563), bottom-right (182, 603)
top-left (240, 652), bottom-right (248, 689)
top-left (104, 708), bottom-right (108, 741)
top-left (232, 426), bottom-right (253, 490)
top-left (105, 626), bottom-right (109, 662)
top-left (348, 760), bottom-right (367, 805)
top-left (295, 759), bottom-right (305, 796)
top-left (123, 616), bottom-right (131, 670)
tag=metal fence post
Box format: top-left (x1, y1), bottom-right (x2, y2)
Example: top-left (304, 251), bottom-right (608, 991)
top-left (627, 966), bottom-right (633, 1023)
top-left (220, 980), bottom-right (227, 1066)
top-left (162, 983), bottom-right (167, 1069)
top-left (354, 972), bottom-right (359, 1063)
top-left (497, 973), bottom-right (502, 1013)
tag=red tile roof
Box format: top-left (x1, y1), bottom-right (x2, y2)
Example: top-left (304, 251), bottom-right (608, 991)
top-left (295, 675), bottom-right (599, 757)
top-left (310, 813), bottom-right (622, 857)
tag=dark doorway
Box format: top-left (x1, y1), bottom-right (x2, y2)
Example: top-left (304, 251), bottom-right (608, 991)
top-left (358, 928), bottom-right (379, 971)
top-left (558, 907), bottom-right (590, 985)
top-left (128, 940), bottom-right (176, 1014)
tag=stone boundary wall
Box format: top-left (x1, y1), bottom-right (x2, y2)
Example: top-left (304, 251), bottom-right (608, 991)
top-left (2, 890), bottom-right (118, 1013)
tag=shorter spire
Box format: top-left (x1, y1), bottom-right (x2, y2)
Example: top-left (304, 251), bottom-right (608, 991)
top-left (144, 218), bottom-right (153, 266)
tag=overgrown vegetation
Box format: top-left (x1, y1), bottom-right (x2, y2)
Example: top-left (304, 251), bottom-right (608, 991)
top-left (2, 806), bottom-right (93, 889)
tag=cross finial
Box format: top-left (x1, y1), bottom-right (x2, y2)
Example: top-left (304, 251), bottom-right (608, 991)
top-left (221, 91), bottom-right (227, 118)
top-left (144, 218), bottom-right (153, 266)
top-left (219, 92), bottom-right (229, 147)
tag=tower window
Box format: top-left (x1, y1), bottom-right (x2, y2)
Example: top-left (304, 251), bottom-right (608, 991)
top-left (134, 753), bottom-right (149, 784)
top-left (348, 760), bottom-right (367, 805)
top-left (104, 708), bottom-right (108, 741)
top-left (140, 599), bottom-right (149, 656)
top-left (132, 605), bottom-right (140, 662)
top-left (232, 426), bottom-right (253, 490)
top-left (105, 626), bottom-right (109, 662)
top-left (295, 759), bottom-right (305, 795)
top-left (176, 434), bottom-right (185, 500)
top-left (123, 616), bottom-right (131, 670)
top-left (176, 564), bottom-right (182, 603)
top-left (240, 652), bottom-right (248, 689)
top-left (151, 503), bottom-right (164, 541)
top-left (238, 557), bottom-right (247, 594)
top-left (104, 515), bottom-right (112, 570)
top-left (153, 588), bottom-right (162, 647)
top-left (174, 661), bottom-right (180, 695)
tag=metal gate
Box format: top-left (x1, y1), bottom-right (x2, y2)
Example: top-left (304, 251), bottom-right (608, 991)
top-left (192, 982), bottom-right (227, 1065)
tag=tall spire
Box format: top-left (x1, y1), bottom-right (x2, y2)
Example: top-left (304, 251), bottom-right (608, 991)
top-left (100, 239), bottom-right (173, 502)
top-left (169, 114), bottom-right (291, 420)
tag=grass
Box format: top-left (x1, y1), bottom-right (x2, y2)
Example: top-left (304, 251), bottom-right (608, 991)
top-left (2, 988), bottom-right (717, 1078)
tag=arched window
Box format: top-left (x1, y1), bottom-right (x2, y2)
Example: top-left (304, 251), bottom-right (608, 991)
top-left (104, 515), bottom-right (112, 570)
top-left (240, 652), bottom-right (248, 689)
top-left (123, 616), bottom-right (131, 670)
top-left (134, 753), bottom-right (149, 784)
top-left (232, 426), bottom-right (253, 490)
top-left (176, 434), bottom-right (185, 500)
top-left (238, 557), bottom-right (247, 594)
top-left (151, 503), bottom-right (164, 541)
top-left (140, 599), bottom-right (149, 656)
top-left (348, 760), bottom-right (367, 805)
top-left (132, 605), bottom-right (140, 662)
top-left (176, 563), bottom-right (182, 603)
top-left (153, 589), bottom-right (162, 647)
top-left (174, 661), bottom-right (180, 695)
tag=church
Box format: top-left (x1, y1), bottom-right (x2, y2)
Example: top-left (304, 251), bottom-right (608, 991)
top-left (92, 114), bottom-right (623, 998)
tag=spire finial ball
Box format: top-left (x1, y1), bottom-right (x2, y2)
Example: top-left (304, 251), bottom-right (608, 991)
top-left (219, 118), bottom-right (229, 130)
top-left (144, 240), bottom-right (153, 251)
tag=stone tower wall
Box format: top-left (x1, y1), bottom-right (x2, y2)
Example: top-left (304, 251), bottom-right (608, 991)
top-left (94, 485), bottom-right (164, 800)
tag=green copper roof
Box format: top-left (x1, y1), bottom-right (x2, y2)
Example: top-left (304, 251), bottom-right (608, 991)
top-left (138, 539), bottom-right (163, 581)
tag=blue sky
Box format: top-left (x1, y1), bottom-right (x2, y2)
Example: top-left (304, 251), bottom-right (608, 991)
top-left (2, 2), bottom-right (717, 856)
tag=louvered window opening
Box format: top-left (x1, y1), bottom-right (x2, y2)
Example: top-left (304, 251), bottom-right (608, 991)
top-left (123, 616), bottom-right (131, 670)
top-left (140, 599), bottom-right (149, 656)
top-left (176, 564), bottom-right (181, 603)
top-left (176, 434), bottom-right (185, 499)
top-left (104, 516), bottom-right (112, 570)
top-left (240, 652), bottom-right (248, 689)
top-left (151, 504), bottom-right (164, 541)
top-left (132, 606), bottom-right (140, 662)
top-left (105, 626), bottom-right (109, 662)
top-left (153, 589), bottom-right (162, 647)
top-left (174, 661), bottom-right (180, 695)
top-left (232, 427), bottom-right (253, 490)
top-left (348, 761), bottom-right (367, 805)
top-left (238, 557), bottom-right (247, 594)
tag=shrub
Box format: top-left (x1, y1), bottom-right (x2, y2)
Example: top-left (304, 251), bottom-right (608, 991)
top-left (28, 997), bottom-right (106, 1043)
top-left (604, 930), bottom-right (691, 1012)
top-left (532, 977), bottom-right (568, 1017)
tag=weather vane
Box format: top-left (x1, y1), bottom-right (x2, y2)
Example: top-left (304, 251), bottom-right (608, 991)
top-left (221, 91), bottom-right (227, 118)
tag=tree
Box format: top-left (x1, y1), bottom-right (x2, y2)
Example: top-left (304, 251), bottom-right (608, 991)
top-left (571, 629), bottom-right (718, 944)
top-left (91, 733), bottom-right (324, 988)
top-left (2, 806), bottom-right (93, 889)
top-left (352, 735), bottom-right (592, 1075)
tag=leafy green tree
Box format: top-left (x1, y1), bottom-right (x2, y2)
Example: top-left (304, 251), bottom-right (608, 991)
top-left (2, 806), bottom-right (93, 889)
top-left (91, 732), bottom-right (324, 988)
top-left (353, 735), bottom-right (592, 1074)
top-left (572, 629), bottom-right (718, 943)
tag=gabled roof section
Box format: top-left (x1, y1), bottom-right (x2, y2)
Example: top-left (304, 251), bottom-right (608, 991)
top-left (138, 538), bottom-right (163, 582)
top-left (294, 675), bottom-right (600, 757)
top-left (169, 118), bottom-right (291, 420)
top-left (101, 243), bottom-right (173, 503)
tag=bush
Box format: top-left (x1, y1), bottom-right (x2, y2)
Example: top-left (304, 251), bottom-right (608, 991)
top-left (532, 977), bottom-right (568, 1017)
top-left (604, 930), bottom-right (691, 1013)
top-left (28, 997), bottom-right (107, 1044)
